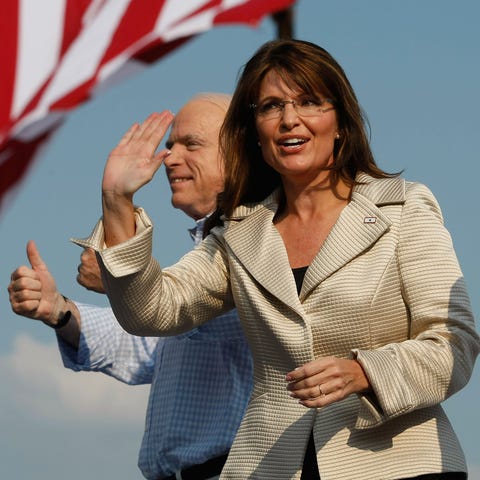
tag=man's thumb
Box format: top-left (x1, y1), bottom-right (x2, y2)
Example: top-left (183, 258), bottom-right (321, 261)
top-left (26, 240), bottom-right (48, 271)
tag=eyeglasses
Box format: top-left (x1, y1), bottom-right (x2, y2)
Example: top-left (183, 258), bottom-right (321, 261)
top-left (250, 98), bottom-right (335, 120)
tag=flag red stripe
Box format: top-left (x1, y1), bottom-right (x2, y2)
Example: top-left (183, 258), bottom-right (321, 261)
top-left (216, 0), bottom-right (294, 25)
top-left (100, 0), bottom-right (165, 65)
top-left (0, 130), bottom-right (56, 208)
top-left (133, 36), bottom-right (193, 64)
top-left (1, 0), bottom-right (296, 214)
top-left (176, 0), bottom-right (223, 26)
top-left (60, 0), bottom-right (94, 58)
top-left (0, 0), bottom-right (19, 145)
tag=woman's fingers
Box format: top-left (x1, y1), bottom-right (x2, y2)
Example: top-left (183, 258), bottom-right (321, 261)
top-left (285, 357), bottom-right (370, 408)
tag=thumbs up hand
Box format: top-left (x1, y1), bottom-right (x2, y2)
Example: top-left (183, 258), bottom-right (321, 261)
top-left (8, 240), bottom-right (66, 326)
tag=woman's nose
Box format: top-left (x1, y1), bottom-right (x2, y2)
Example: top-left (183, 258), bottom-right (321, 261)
top-left (280, 102), bottom-right (300, 128)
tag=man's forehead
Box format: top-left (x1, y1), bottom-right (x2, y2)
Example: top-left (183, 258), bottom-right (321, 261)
top-left (168, 108), bottom-right (220, 144)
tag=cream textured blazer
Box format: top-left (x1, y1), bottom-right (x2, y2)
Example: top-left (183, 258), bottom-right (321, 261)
top-left (77, 174), bottom-right (479, 480)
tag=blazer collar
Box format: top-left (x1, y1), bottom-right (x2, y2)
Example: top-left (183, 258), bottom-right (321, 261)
top-left (223, 174), bottom-right (406, 309)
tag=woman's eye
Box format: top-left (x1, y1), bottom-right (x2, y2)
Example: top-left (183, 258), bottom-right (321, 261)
top-left (300, 98), bottom-right (320, 107)
top-left (260, 102), bottom-right (281, 113)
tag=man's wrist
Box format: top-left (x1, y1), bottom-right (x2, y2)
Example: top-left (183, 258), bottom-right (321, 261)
top-left (45, 295), bottom-right (72, 330)
top-left (51, 308), bottom-right (72, 330)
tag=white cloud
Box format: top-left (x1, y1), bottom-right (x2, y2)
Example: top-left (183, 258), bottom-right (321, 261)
top-left (0, 333), bottom-right (149, 425)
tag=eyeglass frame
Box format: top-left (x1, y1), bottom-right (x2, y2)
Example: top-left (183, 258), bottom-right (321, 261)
top-left (249, 98), bottom-right (335, 119)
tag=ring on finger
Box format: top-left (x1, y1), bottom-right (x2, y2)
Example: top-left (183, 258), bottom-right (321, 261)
top-left (318, 384), bottom-right (325, 397)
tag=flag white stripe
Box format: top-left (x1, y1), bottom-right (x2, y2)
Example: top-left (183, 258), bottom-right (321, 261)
top-left (13, 0), bottom-right (65, 118)
top-left (158, 0), bottom-right (207, 32)
top-left (222, 0), bottom-right (249, 8)
top-left (159, 9), bottom-right (217, 42)
top-left (15, 111), bottom-right (64, 142)
top-left (96, 58), bottom-right (146, 94)
top-left (1, 0), bottom-right (296, 213)
top-left (38, 0), bottom-right (132, 112)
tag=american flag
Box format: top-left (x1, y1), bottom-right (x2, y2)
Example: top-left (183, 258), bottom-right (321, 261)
top-left (0, 0), bottom-right (295, 214)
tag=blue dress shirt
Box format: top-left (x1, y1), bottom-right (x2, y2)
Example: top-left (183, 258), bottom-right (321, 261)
top-left (58, 219), bottom-right (253, 479)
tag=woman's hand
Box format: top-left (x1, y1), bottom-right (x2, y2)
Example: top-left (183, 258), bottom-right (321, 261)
top-left (102, 111), bottom-right (174, 199)
top-left (285, 356), bottom-right (371, 408)
top-left (101, 111), bottom-right (174, 246)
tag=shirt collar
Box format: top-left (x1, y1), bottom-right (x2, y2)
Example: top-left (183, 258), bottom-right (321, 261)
top-left (188, 216), bottom-right (208, 246)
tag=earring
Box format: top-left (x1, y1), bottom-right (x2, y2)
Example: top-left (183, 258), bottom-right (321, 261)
top-left (257, 141), bottom-right (261, 147)
top-left (335, 133), bottom-right (340, 139)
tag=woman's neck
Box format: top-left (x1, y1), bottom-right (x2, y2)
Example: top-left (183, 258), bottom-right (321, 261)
top-left (277, 176), bottom-right (351, 223)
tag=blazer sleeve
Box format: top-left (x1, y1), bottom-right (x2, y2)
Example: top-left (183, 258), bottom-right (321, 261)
top-left (74, 207), bottom-right (234, 337)
top-left (353, 182), bottom-right (479, 428)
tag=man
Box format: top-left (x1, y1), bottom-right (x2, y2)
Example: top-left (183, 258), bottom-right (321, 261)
top-left (8, 93), bottom-right (253, 480)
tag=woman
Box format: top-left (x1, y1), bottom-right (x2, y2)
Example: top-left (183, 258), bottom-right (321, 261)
top-left (80, 40), bottom-right (479, 479)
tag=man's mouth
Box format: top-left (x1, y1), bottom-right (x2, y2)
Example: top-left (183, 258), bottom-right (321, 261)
top-left (170, 177), bottom-right (192, 183)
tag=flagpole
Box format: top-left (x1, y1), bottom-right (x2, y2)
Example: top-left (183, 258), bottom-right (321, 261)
top-left (271, 7), bottom-right (294, 39)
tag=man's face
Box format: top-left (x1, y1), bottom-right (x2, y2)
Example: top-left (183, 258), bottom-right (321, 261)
top-left (164, 99), bottom-right (225, 220)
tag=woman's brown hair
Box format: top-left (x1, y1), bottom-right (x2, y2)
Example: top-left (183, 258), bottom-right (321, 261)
top-left (218, 39), bottom-right (395, 219)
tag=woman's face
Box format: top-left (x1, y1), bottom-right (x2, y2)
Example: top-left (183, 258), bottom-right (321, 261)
top-left (254, 70), bottom-right (339, 186)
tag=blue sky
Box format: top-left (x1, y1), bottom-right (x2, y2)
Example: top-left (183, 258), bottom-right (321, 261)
top-left (1, 1), bottom-right (479, 478)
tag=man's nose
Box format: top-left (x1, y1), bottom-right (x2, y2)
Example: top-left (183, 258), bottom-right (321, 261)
top-left (163, 147), bottom-right (181, 167)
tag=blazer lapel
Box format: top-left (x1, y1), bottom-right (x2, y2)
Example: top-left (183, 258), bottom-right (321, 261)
top-left (224, 198), bottom-right (304, 316)
top-left (301, 193), bottom-right (391, 299)
top-left (302, 174), bottom-right (406, 299)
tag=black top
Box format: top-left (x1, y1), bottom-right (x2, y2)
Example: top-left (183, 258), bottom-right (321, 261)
top-left (292, 266), bottom-right (308, 295)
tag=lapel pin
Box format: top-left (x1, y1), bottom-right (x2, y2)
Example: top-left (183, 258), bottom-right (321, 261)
top-left (364, 216), bottom-right (377, 224)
